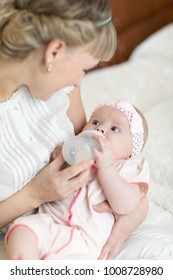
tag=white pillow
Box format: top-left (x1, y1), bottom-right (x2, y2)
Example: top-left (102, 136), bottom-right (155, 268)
top-left (144, 197), bottom-right (173, 225)
top-left (144, 98), bottom-right (173, 188)
top-left (147, 179), bottom-right (173, 215)
top-left (130, 23), bottom-right (173, 63)
top-left (143, 97), bottom-right (173, 213)
top-left (81, 59), bottom-right (173, 117)
top-left (82, 25), bottom-right (173, 117)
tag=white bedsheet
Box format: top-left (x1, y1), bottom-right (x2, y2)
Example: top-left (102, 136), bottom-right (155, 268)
top-left (81, 23), bottom-right (173, 226)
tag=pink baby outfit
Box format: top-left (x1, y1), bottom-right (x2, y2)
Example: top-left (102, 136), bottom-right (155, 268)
top-left (6, 157), bottom-right (149, 260)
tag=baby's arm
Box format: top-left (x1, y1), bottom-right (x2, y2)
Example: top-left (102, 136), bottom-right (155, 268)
top-left (94, 136), bottom-right (142, 215)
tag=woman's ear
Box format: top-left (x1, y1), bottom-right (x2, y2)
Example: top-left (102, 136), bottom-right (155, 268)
top-left (44, 39), bottom-right (65, 65)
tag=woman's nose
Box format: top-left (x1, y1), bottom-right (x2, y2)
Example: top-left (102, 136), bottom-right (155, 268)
top-left (97, 127), bottom-right (105, 134)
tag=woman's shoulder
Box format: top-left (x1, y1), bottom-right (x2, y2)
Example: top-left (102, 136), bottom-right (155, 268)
top-left (0, 86), bottom-right (25, 112)
top-left (0, 85), bottom-right (74, 109)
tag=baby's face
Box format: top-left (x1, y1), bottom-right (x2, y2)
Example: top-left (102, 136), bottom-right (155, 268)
top-left (83, 106), bottom-right (133, 160)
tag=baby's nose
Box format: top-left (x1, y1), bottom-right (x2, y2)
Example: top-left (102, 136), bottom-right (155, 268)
top-left (97, 127), bottom-right (105, 134)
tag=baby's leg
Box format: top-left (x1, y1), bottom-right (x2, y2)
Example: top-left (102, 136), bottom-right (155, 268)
top-left (6, 226), bottom-right (39, 260)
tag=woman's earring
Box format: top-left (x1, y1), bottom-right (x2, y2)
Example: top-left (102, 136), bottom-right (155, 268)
top-left (46, 59), bottom-right (52, 73)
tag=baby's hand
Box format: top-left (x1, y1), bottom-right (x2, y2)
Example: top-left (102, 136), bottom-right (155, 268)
top-left (51, 143), bottom-right (63, 161)
top-left (93, 135), bottom-right (115, 169)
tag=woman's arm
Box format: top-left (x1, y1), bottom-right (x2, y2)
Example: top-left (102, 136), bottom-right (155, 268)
top-left (67, 86), bottom-right (87, 134)
top-left (51, 86), bottom-right (86, 160)
top-left (0, 185), bottom-right (38, 230)
top-left (94, 197), bottom-right (149, 260)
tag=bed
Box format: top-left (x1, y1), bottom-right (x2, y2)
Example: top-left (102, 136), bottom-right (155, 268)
top-left (0, 0), bottom-right (173, 260)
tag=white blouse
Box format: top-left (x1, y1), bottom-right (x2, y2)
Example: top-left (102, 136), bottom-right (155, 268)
top-left (0, 85), bottom-right (74, 202)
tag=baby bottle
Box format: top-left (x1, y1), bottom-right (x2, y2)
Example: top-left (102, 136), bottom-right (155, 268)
top-left (62, 130), bottom-right (103, 165)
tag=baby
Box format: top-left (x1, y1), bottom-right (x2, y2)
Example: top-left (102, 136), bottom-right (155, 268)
top-left (5, 100), bottom-right (149, 260)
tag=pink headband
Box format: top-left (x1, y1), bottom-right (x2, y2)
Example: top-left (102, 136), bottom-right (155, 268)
top-left (95, 100), bottom-right (144, 157)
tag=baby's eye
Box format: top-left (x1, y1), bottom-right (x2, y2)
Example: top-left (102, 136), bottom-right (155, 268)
top-left (92, 120), bottom-right (100, 126)
top-left (111, 126), bottom-right (119, 132)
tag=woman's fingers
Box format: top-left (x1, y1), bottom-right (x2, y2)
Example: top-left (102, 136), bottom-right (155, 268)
top-left (51, 143), bottom-right (64, 161)
top-left (31, 155), bottom-right (93, 203)
top-left (46, 158), bottom-right (93, 199)
top-left (98, 242), bottom-right (122, 260)
top-left (60, 168), bottom-right (91, 197)
top-left (56, 159), bottom-right (94, 181)
top-left (55, 160), bottom-right (93, 195)
top-left (98, 224), bottom-right (124, 260)
top-left (50, 152), bottom-right (65, 171)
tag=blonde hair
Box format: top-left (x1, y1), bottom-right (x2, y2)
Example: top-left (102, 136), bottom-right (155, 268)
top-left (0, 0), bottom-right (116, 61)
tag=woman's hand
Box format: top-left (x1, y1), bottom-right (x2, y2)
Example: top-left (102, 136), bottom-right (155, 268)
top-left (0, 152), bottom-right (93, 230)
top-left (28, 152), bottom-right (93, 207)
top-left (93, 198), bottom-right (149, 259)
